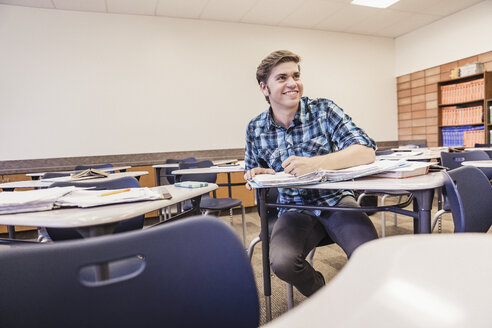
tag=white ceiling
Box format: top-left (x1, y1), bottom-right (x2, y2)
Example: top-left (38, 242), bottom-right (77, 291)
top-left (0, 0), bottom-right (485, 38)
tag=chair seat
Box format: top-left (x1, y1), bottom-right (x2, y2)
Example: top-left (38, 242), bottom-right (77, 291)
top-left (199, 196), bottom-right (242, 210)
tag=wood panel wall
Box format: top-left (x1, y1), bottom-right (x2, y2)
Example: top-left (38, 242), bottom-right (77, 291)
top-left (397, 50), bottom-right (492, 147)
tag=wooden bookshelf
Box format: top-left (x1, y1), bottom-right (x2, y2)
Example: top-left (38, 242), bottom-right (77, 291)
top-left (397, 50), bottom-right (492, 147)
top-left (437, 71), bottom-right (492, 147)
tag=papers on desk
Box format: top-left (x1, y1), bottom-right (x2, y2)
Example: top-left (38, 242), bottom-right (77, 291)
top-left (378, 151), bottom-right (423, 160)
top-left (0, 187), bottom-right (78, 214)
top-left (210, 160), bottom-right (245, 169)
top-left (0, 187), bottom-right (172, 214)
top-left (55, 187), bottom-right (170, 208)
top-left (250, 160), bottom-right (405, 187)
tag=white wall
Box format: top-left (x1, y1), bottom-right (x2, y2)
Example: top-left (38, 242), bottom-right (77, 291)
top-left (395, 0), bottom-right (492, 76)
top-left (0, 5), bottom-right (396, 161)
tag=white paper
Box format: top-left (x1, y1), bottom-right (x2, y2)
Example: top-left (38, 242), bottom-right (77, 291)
top-left (55, 187), bottom-right (165, 208)
top-left (0, 187), bottom-right (78, 214)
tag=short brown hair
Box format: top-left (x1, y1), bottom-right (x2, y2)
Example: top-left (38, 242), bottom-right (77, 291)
top-left (256, 50), bottom-right (301, 85)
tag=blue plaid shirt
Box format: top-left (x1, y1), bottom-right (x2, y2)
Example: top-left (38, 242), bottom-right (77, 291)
top-left (245, 97), bottom-right (376, 215)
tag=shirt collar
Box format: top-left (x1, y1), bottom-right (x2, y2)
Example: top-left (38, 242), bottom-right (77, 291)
top-left (266, 99), bottom-right (304, 130)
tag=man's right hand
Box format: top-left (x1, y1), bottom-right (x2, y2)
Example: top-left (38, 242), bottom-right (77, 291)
top-left (244, 167), bottom-right (275, 190)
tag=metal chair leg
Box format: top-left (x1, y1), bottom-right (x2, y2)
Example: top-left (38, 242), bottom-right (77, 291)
top-left (431, 209), bottom-right (446, 233)
top-left (381, 195), bottom-right (388, 237)
top-left (394, 195), bottom-right (402, 226)
top-left (286, 283), bottom-right (294, 309)
top-left (247, 236), bottom-right (260, 261)
top-left (240, 204), bottom-right (247, 248)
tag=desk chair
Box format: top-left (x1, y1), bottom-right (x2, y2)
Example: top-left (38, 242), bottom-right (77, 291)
top-left (179, 160), bottom-right (247, 247)
top-left (42, 176), bottom-right (144, 241)
top-left (157, 157), bottom-right (196, 220)
top-left (433, 150), bottom-right (491, 232)
top-left (0, 217), bottom-right (259, 328)
top-left (473, 144), bottom-right (492, 159)
top-left (441, 150), bottom-right (490, 170)
top-left (443, 166), bottom-right (492, 232)
top-left (163, 157), bottom-right (196, 185)
top-left (248, 188), bottom-right (333, 310)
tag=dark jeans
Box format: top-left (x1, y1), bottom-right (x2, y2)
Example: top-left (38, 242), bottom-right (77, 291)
top-left (269, 196), bottom-right (378, 297)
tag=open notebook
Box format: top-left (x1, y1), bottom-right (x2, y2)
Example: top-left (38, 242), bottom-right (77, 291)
top-left (249, 160), bottom-right (429, 187)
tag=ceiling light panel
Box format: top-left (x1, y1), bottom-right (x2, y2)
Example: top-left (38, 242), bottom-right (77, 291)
top-left (351, 0), bottom-right (400, 9)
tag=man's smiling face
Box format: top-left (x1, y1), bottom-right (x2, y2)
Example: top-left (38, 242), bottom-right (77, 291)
top-left (260, 61), bottom-right (303, 112)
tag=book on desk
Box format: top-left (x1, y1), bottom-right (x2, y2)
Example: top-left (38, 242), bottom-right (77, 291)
top-left (249, 160), bottom-right (433, 187)
top-left (71, 168), bottom-right (109, 180)
top-left (372, 161), bottom-right (432, 178)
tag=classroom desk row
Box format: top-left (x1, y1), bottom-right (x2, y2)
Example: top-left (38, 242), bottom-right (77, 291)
top-left (25, 165), bottom-right (131, 179)
top-left (0, 184), bottom-right (217, 239)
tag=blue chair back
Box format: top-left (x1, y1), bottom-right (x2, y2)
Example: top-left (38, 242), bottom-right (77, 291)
top-left (443, 166), bottom-right (492, 233)
top-left (179, 160), bottom-right (216, 183)
top-left (0, 217), bottom-right (260, 328)
top-left (164, 157), bottom-right (196, 184)
top-left (440, 150), bottom-right (489, 170)
top-left (47, 176), bottom-right (144, 240)
top-left (41, 172), bottom-right (71, 179)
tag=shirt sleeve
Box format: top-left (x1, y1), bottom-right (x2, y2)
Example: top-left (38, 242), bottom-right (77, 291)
top-left (244, 122), bottom-right (258, 170)
top-left (323, 100), bottom-right (376, 151)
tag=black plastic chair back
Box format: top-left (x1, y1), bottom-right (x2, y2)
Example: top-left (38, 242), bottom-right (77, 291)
top-left (443, 166), bottom-right (492, 233)
top-left (47, 176), bottom-right (144, 240)
top-left (0, 217), bottom-right (260, 328)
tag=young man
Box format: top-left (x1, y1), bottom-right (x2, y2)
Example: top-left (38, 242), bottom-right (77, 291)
top-left (244, 50), bottom-right (379, 297)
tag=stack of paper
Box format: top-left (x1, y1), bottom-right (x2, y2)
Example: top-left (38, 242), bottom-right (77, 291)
top-left (55, 187), bottom-right (170, 208)
top-left (0, 187), bottom-right (77, 214)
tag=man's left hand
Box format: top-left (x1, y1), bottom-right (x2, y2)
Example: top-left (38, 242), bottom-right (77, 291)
top-left (282, 156), bottom-right (318, 176)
